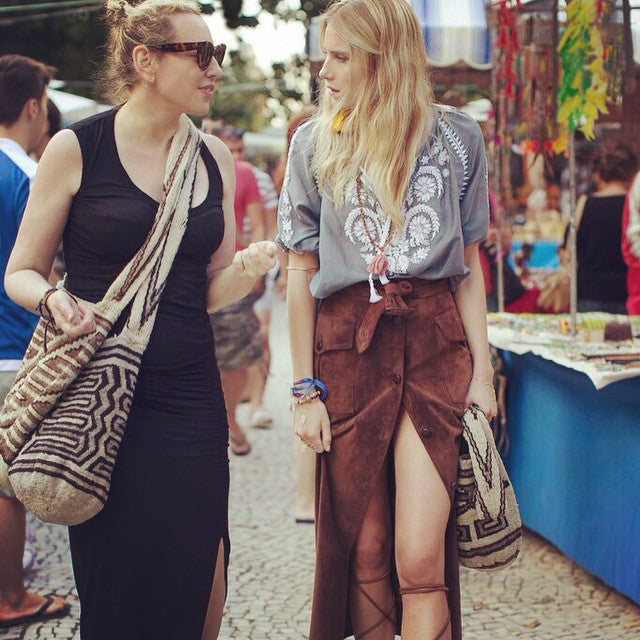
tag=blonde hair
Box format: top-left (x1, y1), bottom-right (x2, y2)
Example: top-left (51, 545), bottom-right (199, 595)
top-left (100, 0), bottom-right (201, 104)
top-left (311, 0), bottom-right (434, 230)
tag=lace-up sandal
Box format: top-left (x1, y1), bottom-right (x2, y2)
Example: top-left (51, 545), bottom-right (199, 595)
top-left (351, 570), bottom-right (397, 638)
top-left (399, 583), bottom-right (450, 640)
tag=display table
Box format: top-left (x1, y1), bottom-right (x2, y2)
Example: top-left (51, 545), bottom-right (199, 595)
top-left (488, 314), bottom-right (640, 606)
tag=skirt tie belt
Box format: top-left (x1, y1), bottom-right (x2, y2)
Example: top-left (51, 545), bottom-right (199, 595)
top-left (355, 281), bottom-right (414, 354)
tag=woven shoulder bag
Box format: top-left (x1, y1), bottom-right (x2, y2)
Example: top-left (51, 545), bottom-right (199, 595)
top-left (455, 405), bottom-right (522, 570)
top-left (0, 115), bottom-right (201, 525)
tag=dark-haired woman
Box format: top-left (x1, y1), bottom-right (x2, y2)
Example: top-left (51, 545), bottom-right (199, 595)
top-left (575, 142), bottom-right (638, 313)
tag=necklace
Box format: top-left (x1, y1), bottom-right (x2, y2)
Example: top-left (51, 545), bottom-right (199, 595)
top-left (356, 174), bottom-right (392, 302)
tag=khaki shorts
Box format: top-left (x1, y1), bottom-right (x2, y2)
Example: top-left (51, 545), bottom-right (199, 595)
top-left (0, 371), bottom-right (17, 498)
top-left (210, 293), bottom-right (263, 370)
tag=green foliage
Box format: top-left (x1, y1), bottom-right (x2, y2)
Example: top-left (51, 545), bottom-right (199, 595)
top-left (0, 1), bottom-right (105, 97)
top-left (0, 1), bottom-right (313, 122)
top-left (210, 46), bottom-right (308, 128)
top-left (259, 0), bottom-right (328, 21)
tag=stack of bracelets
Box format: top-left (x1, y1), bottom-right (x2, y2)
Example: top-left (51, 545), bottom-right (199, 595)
top-left (291, 377), bottom-right (328, 407)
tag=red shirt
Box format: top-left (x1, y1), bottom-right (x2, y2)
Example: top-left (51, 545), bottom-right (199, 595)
top-left (234, 160), bottom-right (261, 250)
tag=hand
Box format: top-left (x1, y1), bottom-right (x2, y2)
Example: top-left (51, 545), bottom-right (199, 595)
top-left (232, 241), bottom-right (277, 278)
top-left (465, 376), bottom-right (497, 420)
top-left (45, 289), bottom-right (96, 339)
top-left (292, 399), bottom-right (332, 454)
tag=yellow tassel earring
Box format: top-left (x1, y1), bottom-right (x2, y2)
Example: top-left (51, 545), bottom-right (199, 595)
top-left (331, 109), bottom-right (350, 134)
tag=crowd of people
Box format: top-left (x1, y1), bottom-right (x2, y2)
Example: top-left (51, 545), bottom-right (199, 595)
top-left (0, 0), bottom-right (638, 638)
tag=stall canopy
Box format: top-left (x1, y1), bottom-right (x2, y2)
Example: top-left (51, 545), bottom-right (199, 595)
top-left (411, 0), bottom-right (491, 69)
top-left (47, 88), bottom-right (109, 126)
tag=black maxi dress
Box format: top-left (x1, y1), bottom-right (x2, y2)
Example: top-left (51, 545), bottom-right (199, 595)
top-left (64, 110), bottom-right (229, 640)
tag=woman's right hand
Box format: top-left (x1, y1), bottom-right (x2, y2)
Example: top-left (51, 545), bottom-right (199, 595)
top-left (46, 290), bottom-right (96, 338)
top-left (293, 399), bottom-right (332, 453)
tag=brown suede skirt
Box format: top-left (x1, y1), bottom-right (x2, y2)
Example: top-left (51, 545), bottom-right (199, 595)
top-left (310, 278), bottom-right (472, 640)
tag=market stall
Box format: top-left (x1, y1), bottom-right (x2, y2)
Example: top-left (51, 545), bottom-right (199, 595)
top-left (489, 313), bottom-right (640, 605)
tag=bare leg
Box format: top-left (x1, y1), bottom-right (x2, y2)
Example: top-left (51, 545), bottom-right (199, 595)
top-left (200, 540), bottom-right (227, 640)
top-left (247, 307), bottom-right (271, 428)
top-left (0, 497), bottom-right (67, 623)
top-left (393, 411), bottom-right (452, 640)
top-left (220, 368), bottom-right (251, 455)
top-left (349, 463), bottom-right (396, 640)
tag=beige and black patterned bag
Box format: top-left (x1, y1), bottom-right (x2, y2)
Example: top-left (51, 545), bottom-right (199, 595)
top-left (0, 115), bottom-right (201, 525)
top-left (456, 405), bottom-right (522, 570)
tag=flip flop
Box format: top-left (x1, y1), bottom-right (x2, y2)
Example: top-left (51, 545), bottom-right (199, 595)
top-left (0, 596), bottom-right (70, 629)
top-left (249, 408), bottom-right (273, 429)
top-left (229, 432), bottom-right (251, 456)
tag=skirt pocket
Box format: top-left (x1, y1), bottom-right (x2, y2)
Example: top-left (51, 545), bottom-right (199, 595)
top-left (433, 308), bottom-right (472, 407)
top-left (314, 314), bottom-right (357, 427)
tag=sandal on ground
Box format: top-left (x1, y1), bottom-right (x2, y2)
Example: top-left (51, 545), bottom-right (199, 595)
top-left (229, 431), bottom-right (251, 455)
top-left (249, 408), bottom-right (272, 429)
top-left (0, 595), bottom-right (70, 629)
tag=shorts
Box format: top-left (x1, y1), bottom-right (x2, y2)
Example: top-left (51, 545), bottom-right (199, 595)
top-left (210, 293), bottom-right (263, 370)
top-left (0, 371), bottom-right (17, 498)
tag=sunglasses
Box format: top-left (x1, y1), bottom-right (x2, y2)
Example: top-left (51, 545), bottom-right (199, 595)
top-left (148, 41), bottom-right (226, 70)
top-left (209, 126), bottom-right (246, 139)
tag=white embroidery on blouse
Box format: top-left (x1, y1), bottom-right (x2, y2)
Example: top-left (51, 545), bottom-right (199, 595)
top-left (344, 126), bottom-right (458, 275)
top-left (278, 155), bottom-right (294, 244)
top-left (439, 115), bottom-right (470, 198)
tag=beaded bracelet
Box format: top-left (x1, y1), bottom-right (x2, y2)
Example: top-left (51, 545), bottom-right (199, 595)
top-left (472, 376), bottom-right (496, 395)
top-left (291, 390), bottom-right (321, 406)
top-left (37, 287), bottom-right (60, 325)
top-left (291, 377), bottom-right (328, 402)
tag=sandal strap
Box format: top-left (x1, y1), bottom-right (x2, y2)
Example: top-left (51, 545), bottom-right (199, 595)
top-left (399, 583), bottom-right (450, 640)
top-left (351, 571), bottom-right (397, 638)
top-left (399, 583), bottom-right (448, 596)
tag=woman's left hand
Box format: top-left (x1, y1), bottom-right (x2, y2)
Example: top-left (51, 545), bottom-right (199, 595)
top-left (232, 241), bottom-right (277, 278)
top-left (465, 376), bottom-right (497, 420)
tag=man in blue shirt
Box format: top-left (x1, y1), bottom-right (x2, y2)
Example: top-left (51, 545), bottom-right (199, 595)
top-left (0, 54), bottom-right (70, 629)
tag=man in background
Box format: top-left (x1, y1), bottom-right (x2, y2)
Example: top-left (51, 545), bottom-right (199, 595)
top-left (0, 54), bottom-right (70, 629)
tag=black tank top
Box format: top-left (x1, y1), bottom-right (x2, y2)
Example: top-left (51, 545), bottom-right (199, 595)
top-left (63, 109), bottom-right (226, 424)
top-left (577, 194), bottom-right (627, 304)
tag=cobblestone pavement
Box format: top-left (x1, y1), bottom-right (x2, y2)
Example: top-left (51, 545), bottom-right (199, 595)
top-left (4, 298), bottom-right (640, 640)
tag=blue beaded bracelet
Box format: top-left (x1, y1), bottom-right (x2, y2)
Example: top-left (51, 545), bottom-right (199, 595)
top-left (291, 377), bottom-right (328, 402)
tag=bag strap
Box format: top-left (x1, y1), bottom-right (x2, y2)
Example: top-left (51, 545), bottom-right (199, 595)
top-left (462, 405), bottom-right (503, 519)
top-left (94, 114), bottom-right (201, 322)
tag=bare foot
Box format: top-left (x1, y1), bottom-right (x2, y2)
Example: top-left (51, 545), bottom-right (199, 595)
top-left (0, 592), bottom-right (69, 628)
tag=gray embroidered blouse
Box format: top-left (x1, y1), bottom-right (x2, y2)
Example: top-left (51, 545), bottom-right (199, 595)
top-left (276, 106), bottom-right (490, 299)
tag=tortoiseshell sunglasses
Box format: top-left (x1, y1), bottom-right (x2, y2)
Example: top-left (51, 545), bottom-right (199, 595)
top-left (148, 41), bottom-right (226, 70)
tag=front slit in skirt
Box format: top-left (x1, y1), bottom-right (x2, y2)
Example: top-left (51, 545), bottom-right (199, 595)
top-left (309, 278), bottom-right (472, 640)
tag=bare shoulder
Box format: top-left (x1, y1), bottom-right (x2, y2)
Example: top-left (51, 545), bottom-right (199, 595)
top-left (201, 133), bottom-right (233, 176)
top-left (37, 129), bottom-right (82, 194)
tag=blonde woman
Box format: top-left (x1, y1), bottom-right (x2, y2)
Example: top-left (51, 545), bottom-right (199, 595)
top-left (4, 1), bottom-right (274, 638)
top-left (277, 1), bottom-right (495, 639)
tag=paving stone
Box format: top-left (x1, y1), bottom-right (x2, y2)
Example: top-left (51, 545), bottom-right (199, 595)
top-left (6, 298), bottom-right (640, 639)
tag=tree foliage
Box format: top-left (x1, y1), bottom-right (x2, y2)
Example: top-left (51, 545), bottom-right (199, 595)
top-left (0, 1), bottom-right (317, 120)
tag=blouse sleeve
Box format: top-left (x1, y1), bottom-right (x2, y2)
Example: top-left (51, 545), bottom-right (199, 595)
top-left (459, 117), bottom-right (490, 246)
top-left (276, 122), bottom-right (321, 254)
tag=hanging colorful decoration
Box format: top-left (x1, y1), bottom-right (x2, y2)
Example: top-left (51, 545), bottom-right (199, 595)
top-left (555, 0), bottom-right (613, 151)
top-left (518, 7), bottom-right (557, 159)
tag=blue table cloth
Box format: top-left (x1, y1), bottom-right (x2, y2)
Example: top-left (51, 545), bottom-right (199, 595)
top-left (508, 240), bottom-right (561, 270)
top-left (501, 350), bottom-right (640, 605)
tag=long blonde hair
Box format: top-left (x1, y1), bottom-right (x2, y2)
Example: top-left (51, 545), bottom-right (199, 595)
top-left (100, 0), bottom-right (201, 105)
top-left (311, 0), bottom-right (434, 230)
